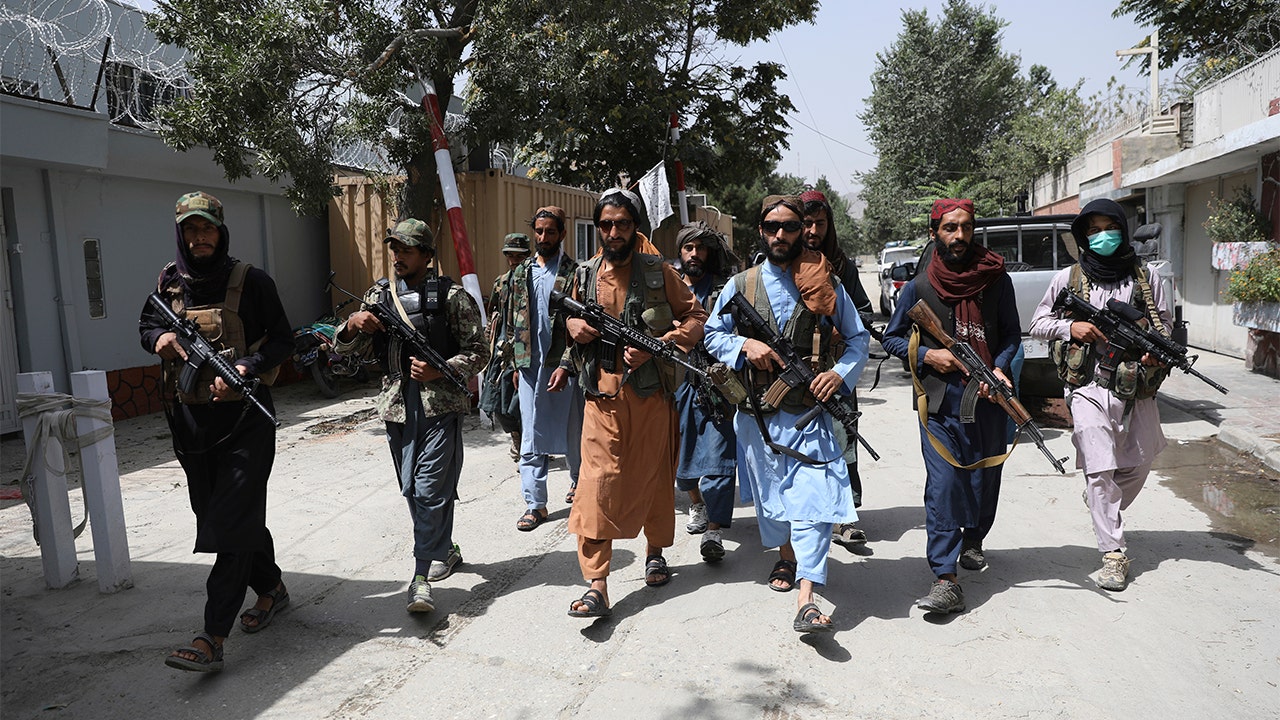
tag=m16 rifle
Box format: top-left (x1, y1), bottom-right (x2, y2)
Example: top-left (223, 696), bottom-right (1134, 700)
top-left (549, 289), bottom-right (711, 384)
top-left (146, 292), bottom-right (280, 426)
top-left (328, 275), bottom-right (472, 396)
top-left (722, 291), bottom-right (880, 462)
top-left (1051, 288), bottom-right (1229, 396)
top-left (907, 300), bottom-right (1066, 474)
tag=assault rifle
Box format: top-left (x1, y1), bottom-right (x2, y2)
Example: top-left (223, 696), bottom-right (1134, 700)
top-left (1052, 288), bottom-right (1228, 395)
top-left (907, 300), bottom-right (1066, 474)
top-left (146, 292), bottom-right (280, 426)
top-left (549, 289), bottom-right (710, 383)
top-left (328, 276), bottom-right (472, 395)
top-left (722, 292), bottom-right (880, 462)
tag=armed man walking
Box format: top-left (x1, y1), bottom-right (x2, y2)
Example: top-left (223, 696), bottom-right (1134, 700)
top-left (140, 191), bottom-right (293, 673)
top-left (673, 222), bottom-right (740, 562)
top-left (480, 233), bottom-right (530, 462)
top-left (1029, 198), bottom-right (1173, 592)
top-left (508, 206), bottom-right (584, 530)
top-left (799, 189), bottom-right (875, 549)
top-left (334, 219), bottom-right (488, 613)
top-left (564, 188), bottom-right (707, 618)
top-left (703, 195), bottom-right (870, 634)
top-left (882, 198), bottom-right (1021, 616)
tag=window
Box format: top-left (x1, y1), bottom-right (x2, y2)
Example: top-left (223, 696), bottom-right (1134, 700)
top-left (575, 219), bottom-right (595, 261)
top-left (980, 228), bottom-right (1021, 264)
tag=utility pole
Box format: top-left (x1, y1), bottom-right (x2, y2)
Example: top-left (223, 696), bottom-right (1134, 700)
top-left (1117, 29), bottom-right (1161, 126)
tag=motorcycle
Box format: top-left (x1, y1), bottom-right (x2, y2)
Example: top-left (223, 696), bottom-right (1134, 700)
top-left (292, 297), bottom-right (374, 397)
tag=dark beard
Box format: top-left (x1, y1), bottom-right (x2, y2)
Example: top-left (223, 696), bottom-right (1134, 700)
top-left (602, 235), bottom-right (636, 263)
top-left (936, 238), bottom-right (975, 269)
top-left (765, 237), bottom-right (803, 264)
top-left (683, 261), bottom-right (705, 279)
top-left (536, 242), bottom-right (560, 259)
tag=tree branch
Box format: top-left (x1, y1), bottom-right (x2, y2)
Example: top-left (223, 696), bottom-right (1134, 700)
top-left (350, 27), bottom-right (466, 78)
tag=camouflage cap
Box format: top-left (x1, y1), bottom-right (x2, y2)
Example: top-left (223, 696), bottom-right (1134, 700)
top-left (502, 233), bottom-right (531, 254)
top-left (385, 218), bottom-right (434, 252)
top-left (175, 191), bottom-right (224, 227)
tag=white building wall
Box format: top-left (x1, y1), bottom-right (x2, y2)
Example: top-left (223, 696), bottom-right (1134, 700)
top-left (1183, 172), bottom-right (1255, 358)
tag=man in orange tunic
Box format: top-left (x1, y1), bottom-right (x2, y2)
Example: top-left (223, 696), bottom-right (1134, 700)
top-left (565, 188), bottom-right (707, 618)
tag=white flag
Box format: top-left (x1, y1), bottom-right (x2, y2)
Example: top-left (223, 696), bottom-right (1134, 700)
top-left (638, 161), bottom-right (673, 232)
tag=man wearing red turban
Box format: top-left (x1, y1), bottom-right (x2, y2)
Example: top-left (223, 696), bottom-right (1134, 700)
top-left (881, 198), bottom-right (1020, 616)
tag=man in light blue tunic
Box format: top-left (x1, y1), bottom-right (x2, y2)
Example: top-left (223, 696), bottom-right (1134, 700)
top-left (506, 206), bottom-right (584, 531)
top-left (704, 195), bottom-right (870, 634)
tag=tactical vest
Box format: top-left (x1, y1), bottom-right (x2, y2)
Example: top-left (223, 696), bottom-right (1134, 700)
top-left (910, 274), bottom-right (1002, 413)
top-left (1049, 263), bottom-right (1169, 400)
top-left (572, 253), bottom-right (676, 398)
top-left (159, 262), bottom-right (278, 405)
top-left (731, 265), bottom-right (838, 415)
top-left (384, 275), bottom-right (461, 379)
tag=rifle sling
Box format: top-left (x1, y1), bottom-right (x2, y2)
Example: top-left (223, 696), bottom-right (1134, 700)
top-left (908, 324), bottom-right (1017, 471)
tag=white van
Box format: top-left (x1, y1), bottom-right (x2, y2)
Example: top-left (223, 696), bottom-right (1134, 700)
top-left (878, 245), bottom-right (924, 315)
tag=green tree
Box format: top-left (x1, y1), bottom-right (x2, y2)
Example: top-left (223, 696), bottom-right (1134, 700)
top-left (857, 0), bottom-right (1088, 245)
top-left (1113, 0), bottom-right (1279, 72)
top-left (146, 0), bottom-right (818, 218)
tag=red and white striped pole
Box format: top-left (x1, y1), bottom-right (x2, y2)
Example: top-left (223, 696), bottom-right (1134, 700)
top-left (421, 79), bottom-right (485, 326)
top-left (670, 113), bottom-right (689, 225)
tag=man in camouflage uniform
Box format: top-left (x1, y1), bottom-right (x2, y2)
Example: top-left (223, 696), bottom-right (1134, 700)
top-left (335, 219), bottom-right (488, 613)
top-left (481, 233), bottom-right (531, 461)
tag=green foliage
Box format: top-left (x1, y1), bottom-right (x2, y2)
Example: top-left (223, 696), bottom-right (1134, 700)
top-left (464, 1), bottom-right (817, 193)
top-left (146, 0), bottom-right (818, 217)
top-left (1112, 0), bottom-right (1280, 72)
top-left (856, 0), bottom-right (1087, 246)
top-left (707, 171), bottom-right (805, 261)
top-left (1227, 246), bottom-right (1280, 302)
top-left (1204, 187), bottom-right (1271, 243)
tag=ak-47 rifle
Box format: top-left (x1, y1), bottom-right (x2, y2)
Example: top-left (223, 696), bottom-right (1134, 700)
top-left (549, 289), bottom-right (710, 383)
top-left (721, 291), bottom-right (880, 462)
top-left (906, 300), bottom-right (1066, 474)
top-left (1051, 288), bottom-right (1229, 395)
top-left (146, 292), bottom-right (280, 426)
top-left (328, 275), bottom-right (472, 395)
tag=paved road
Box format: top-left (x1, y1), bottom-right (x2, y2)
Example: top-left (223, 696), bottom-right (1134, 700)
top-left (2, 310), bottom-right (1277, 719)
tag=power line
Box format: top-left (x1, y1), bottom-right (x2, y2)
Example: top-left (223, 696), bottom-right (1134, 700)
top-left (785, 114), bottom-right (878, 159)
top-left (772, 39), bottom-right (854, 197)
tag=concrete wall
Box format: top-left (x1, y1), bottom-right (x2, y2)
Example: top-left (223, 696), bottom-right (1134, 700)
top-left (1194, 49), bottom-right (1280, 143)
top-left (1183, 171), bottom-right (1255, 357)
top-left (1, 96), bottom-right (327, 405)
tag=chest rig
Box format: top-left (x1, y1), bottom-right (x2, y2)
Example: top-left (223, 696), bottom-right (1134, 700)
top-left (572, 253), bottom-right (677, 398)
top-left (731, 264), bottom-right (838, 415)
top-left (158, 262), bottom-right (278, 405)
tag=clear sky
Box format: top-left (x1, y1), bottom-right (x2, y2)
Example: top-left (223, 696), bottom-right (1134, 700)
top-left (739, 0), bottom-right (1158, 199)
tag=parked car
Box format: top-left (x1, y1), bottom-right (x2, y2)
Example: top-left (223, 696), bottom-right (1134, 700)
top-left (878, 245), bottom-right (923, 315)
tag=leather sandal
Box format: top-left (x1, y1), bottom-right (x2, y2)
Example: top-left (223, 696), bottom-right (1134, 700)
top-left (240, 583), bottom-right (289, 633)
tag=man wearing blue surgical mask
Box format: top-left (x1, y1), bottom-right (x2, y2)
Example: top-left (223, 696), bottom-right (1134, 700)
top-left (1029, 198), bottom-right (1173, 593)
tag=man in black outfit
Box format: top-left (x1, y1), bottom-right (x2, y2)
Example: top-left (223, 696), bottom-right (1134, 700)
top-left (139, 191), bottom-right (293, 673)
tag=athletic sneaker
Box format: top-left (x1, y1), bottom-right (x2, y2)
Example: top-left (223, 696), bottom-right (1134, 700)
top-left (427, 543), bottom-right (463, 582)
top-left (1097, 551), bottom-right (1130, 591)
top-left (958, 539), bottom-right (986, 571)
top-left (700, 529), bottom-right (725, 562)
top-left (406, 575), bottom-right (434, 613)
top-left (917, 579), bottom-right (965, 614)
top-left (686, 502), bottom-right (708, 534)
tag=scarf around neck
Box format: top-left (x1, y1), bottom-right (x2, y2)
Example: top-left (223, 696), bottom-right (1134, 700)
top-left (926, 243), bottom-right (1004, 368)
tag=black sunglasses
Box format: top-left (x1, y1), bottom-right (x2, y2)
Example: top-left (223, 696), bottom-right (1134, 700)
top-left (761, 220), bottom-right (802, 234)
top-left (597, 219), bottom-right (635, 231)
